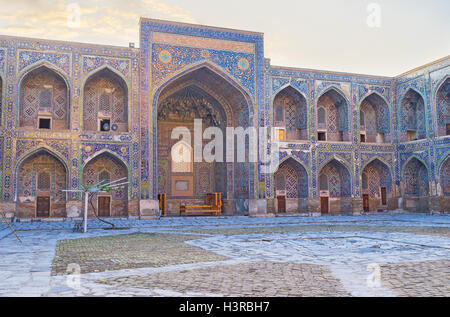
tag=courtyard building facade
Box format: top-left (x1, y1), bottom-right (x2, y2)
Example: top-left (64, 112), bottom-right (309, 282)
top-left (0, 18), bottom-right (449, 219)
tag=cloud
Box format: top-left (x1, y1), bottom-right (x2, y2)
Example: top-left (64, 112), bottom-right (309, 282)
top-left (0, 0), bottom-right (198, 46)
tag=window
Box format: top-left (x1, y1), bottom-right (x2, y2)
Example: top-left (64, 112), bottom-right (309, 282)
top-left (407, 130), bottom-right (417, 141)
top-left (318, 132), bottom-right (326, 141)
top-left (360, 134), bottom-right (366, 143)
top-left (276, 174), bottom-right (285, 191)
top-left (39, 117), bottom-right (51, 129)
top-left (319, 174), bottom-right (328, 191)
top-left (39, 89), bottom-right (52, 109)
top-left (362, 173), bottom-right (368, 190)
top-left (446, 124), bottom-right (450, 136)
top-left (99, 92), bottom-right (111, 114)
top-left (338, 131), bottom-right (344, 142)
top-left (100, 119), bottom-right (111, 132)
top-left (99, 170), bottom-right (111, 185)
top-left (318, 107), bottom-right (326, 124)
top-left (276, 129), bottom-right (285, 141)
top-left (37, 172), bottom-right (51, 190)
top-left (360, 111), bottom-right (365, 128)
top-left (275, 105), bottom-right (284, 122)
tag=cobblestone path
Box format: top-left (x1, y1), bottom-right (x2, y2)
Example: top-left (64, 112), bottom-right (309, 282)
top-left (0, 214), bottom-right (449, 297)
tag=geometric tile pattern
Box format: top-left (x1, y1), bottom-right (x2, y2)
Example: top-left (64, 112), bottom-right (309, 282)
top-left (362, 159), bottom-right (393, 198)
top-left (402, 158), bottom-right (429, 197)
top-left (440, 156), bottom-right (450, 196)
top-left (19, 66), bottom-right (68, 129)
top-left (83, 69), bottom-right (128, 132)
top-left (18, 151), bottom-right (66, 202)
top-left (0, 19), bottom-right (448, 216)
top-left (82, 152), bottom-right (128, 200)
top-left (436, 78), bottom-right (449, 136)
top-left (319, 159), bottom-right (351, 198)
top-left (400, 89), bottom-right (426, 141)
top-left (274, 158), bottom-right (308, 198)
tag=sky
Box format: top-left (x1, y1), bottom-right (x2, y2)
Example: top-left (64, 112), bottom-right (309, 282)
top-left (0, 0), bottom-right (448, 76)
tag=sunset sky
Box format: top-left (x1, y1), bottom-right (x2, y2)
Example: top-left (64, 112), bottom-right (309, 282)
top-left (0, 0), bottom-right (448, 76)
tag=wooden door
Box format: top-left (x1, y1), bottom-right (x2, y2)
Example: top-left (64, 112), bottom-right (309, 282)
top-left (320, 197), bottom-right (329, 214)
top-left (363, 194), bottom-right (370, 212)
top-left (36, 196), bottom-right (50, 217)
top-left (98, 196), bottom-right (111, 217)
top-left (277, 196), bottom-right (286, 213)
top-left (380, 187), bottom-right (387, 206)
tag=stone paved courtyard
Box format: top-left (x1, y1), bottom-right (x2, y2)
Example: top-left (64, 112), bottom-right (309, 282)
top-left (0, 213), bottom-right (449, 297)
top-left (52, 233), bottom-right (226, 275)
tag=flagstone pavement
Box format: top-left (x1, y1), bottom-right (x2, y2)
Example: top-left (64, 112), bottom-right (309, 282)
top-left (0, 213), bottom-right (449, 297)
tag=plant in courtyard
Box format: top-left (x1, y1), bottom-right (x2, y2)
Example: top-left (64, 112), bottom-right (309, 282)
top-left (63, 177), bottom-right (128, 232)
top-left (85, 183), bottom-right (125, 229)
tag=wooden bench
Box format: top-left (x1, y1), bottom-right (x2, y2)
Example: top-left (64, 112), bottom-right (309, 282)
top-left (180, 193), bottom-right (222, 216)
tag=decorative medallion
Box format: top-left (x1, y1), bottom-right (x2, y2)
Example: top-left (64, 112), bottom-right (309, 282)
top-left (201, 50), bottom-right (210, 58)
top-left (158, 50), bottom-right (172, 64)
top-left (238, 57), bottom-right (250, 71)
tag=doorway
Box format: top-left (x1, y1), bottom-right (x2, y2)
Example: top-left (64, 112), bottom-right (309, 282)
top-left (36, 196), bottom-right (50, 217)
top-left (380, 187), bottom-right (387, 206)
top-left (98, 196), bottom-right (111, 217)
top-left (320, 196), bottom-right (329, 214)
top-left (363, 194), bottom-right (370, 212)
top-left (277, 195), bottom-right (286, 213)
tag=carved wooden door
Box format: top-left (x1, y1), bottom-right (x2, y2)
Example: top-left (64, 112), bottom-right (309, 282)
top-left (277, 196), bottom-right (286, 213)
top-left (98, 196), bottom-right (111, 217)
top-left (36, 196), bottom-right (50, 217)
top-left (320, 197), bottom-right (329, 214)
top-left (363, 194), bottom-right (370, 212)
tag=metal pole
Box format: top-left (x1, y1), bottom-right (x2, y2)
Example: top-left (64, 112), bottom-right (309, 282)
top-left (0, 211), bottom-right (22, 243)
top-left (84, 192), bottom-right (89, 233)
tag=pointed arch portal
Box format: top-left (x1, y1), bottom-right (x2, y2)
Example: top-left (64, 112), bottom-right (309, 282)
top-left (360, 93), bottom-right (391, 143)
top-left (273, 157), bottom-right (309, 213)
top-left (155, 66), bottom-right (253, 215)
top-left (361, 159), bottom-right (393, 211)
top-left (317, 88), bottom-right (350, 142)
top-left (82, 152), bottom-right (129, 217)
top-left (83, 67), bottom-right (129, 133)
top-left (318, 158), bottom-right (351, 214)
top-left (16, 148), bottom-right (68, 218)
top-left (19, 65), bottom-right (70, 130)
top-left (273, 86), bottom-right (307, 141)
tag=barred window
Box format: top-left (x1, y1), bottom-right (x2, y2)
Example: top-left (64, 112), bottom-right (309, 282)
top-left (275, 105), bottom-right (284, 122)
top-left (99, 92), bottom-right (111, 114)
top-left (318, 107), bottom-right (326, 124)
top-left (319, 174), bottom-right (328, 191)
top-left (38, 172), bottom-right (51, 190)
top-left (360, 111), bottom-right (365, 127)
top-left (39, 89), bottom-right (52, 109)
top-left (276, 174), bottom-right (285, 191)
top-left (99, 170), bottom-right (111, 185)
top-left (362, 173), bottom-right (368, 190)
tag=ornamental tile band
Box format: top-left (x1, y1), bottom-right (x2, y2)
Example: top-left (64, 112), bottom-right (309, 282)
top-left (0, 17), bottom-right (448, 218)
